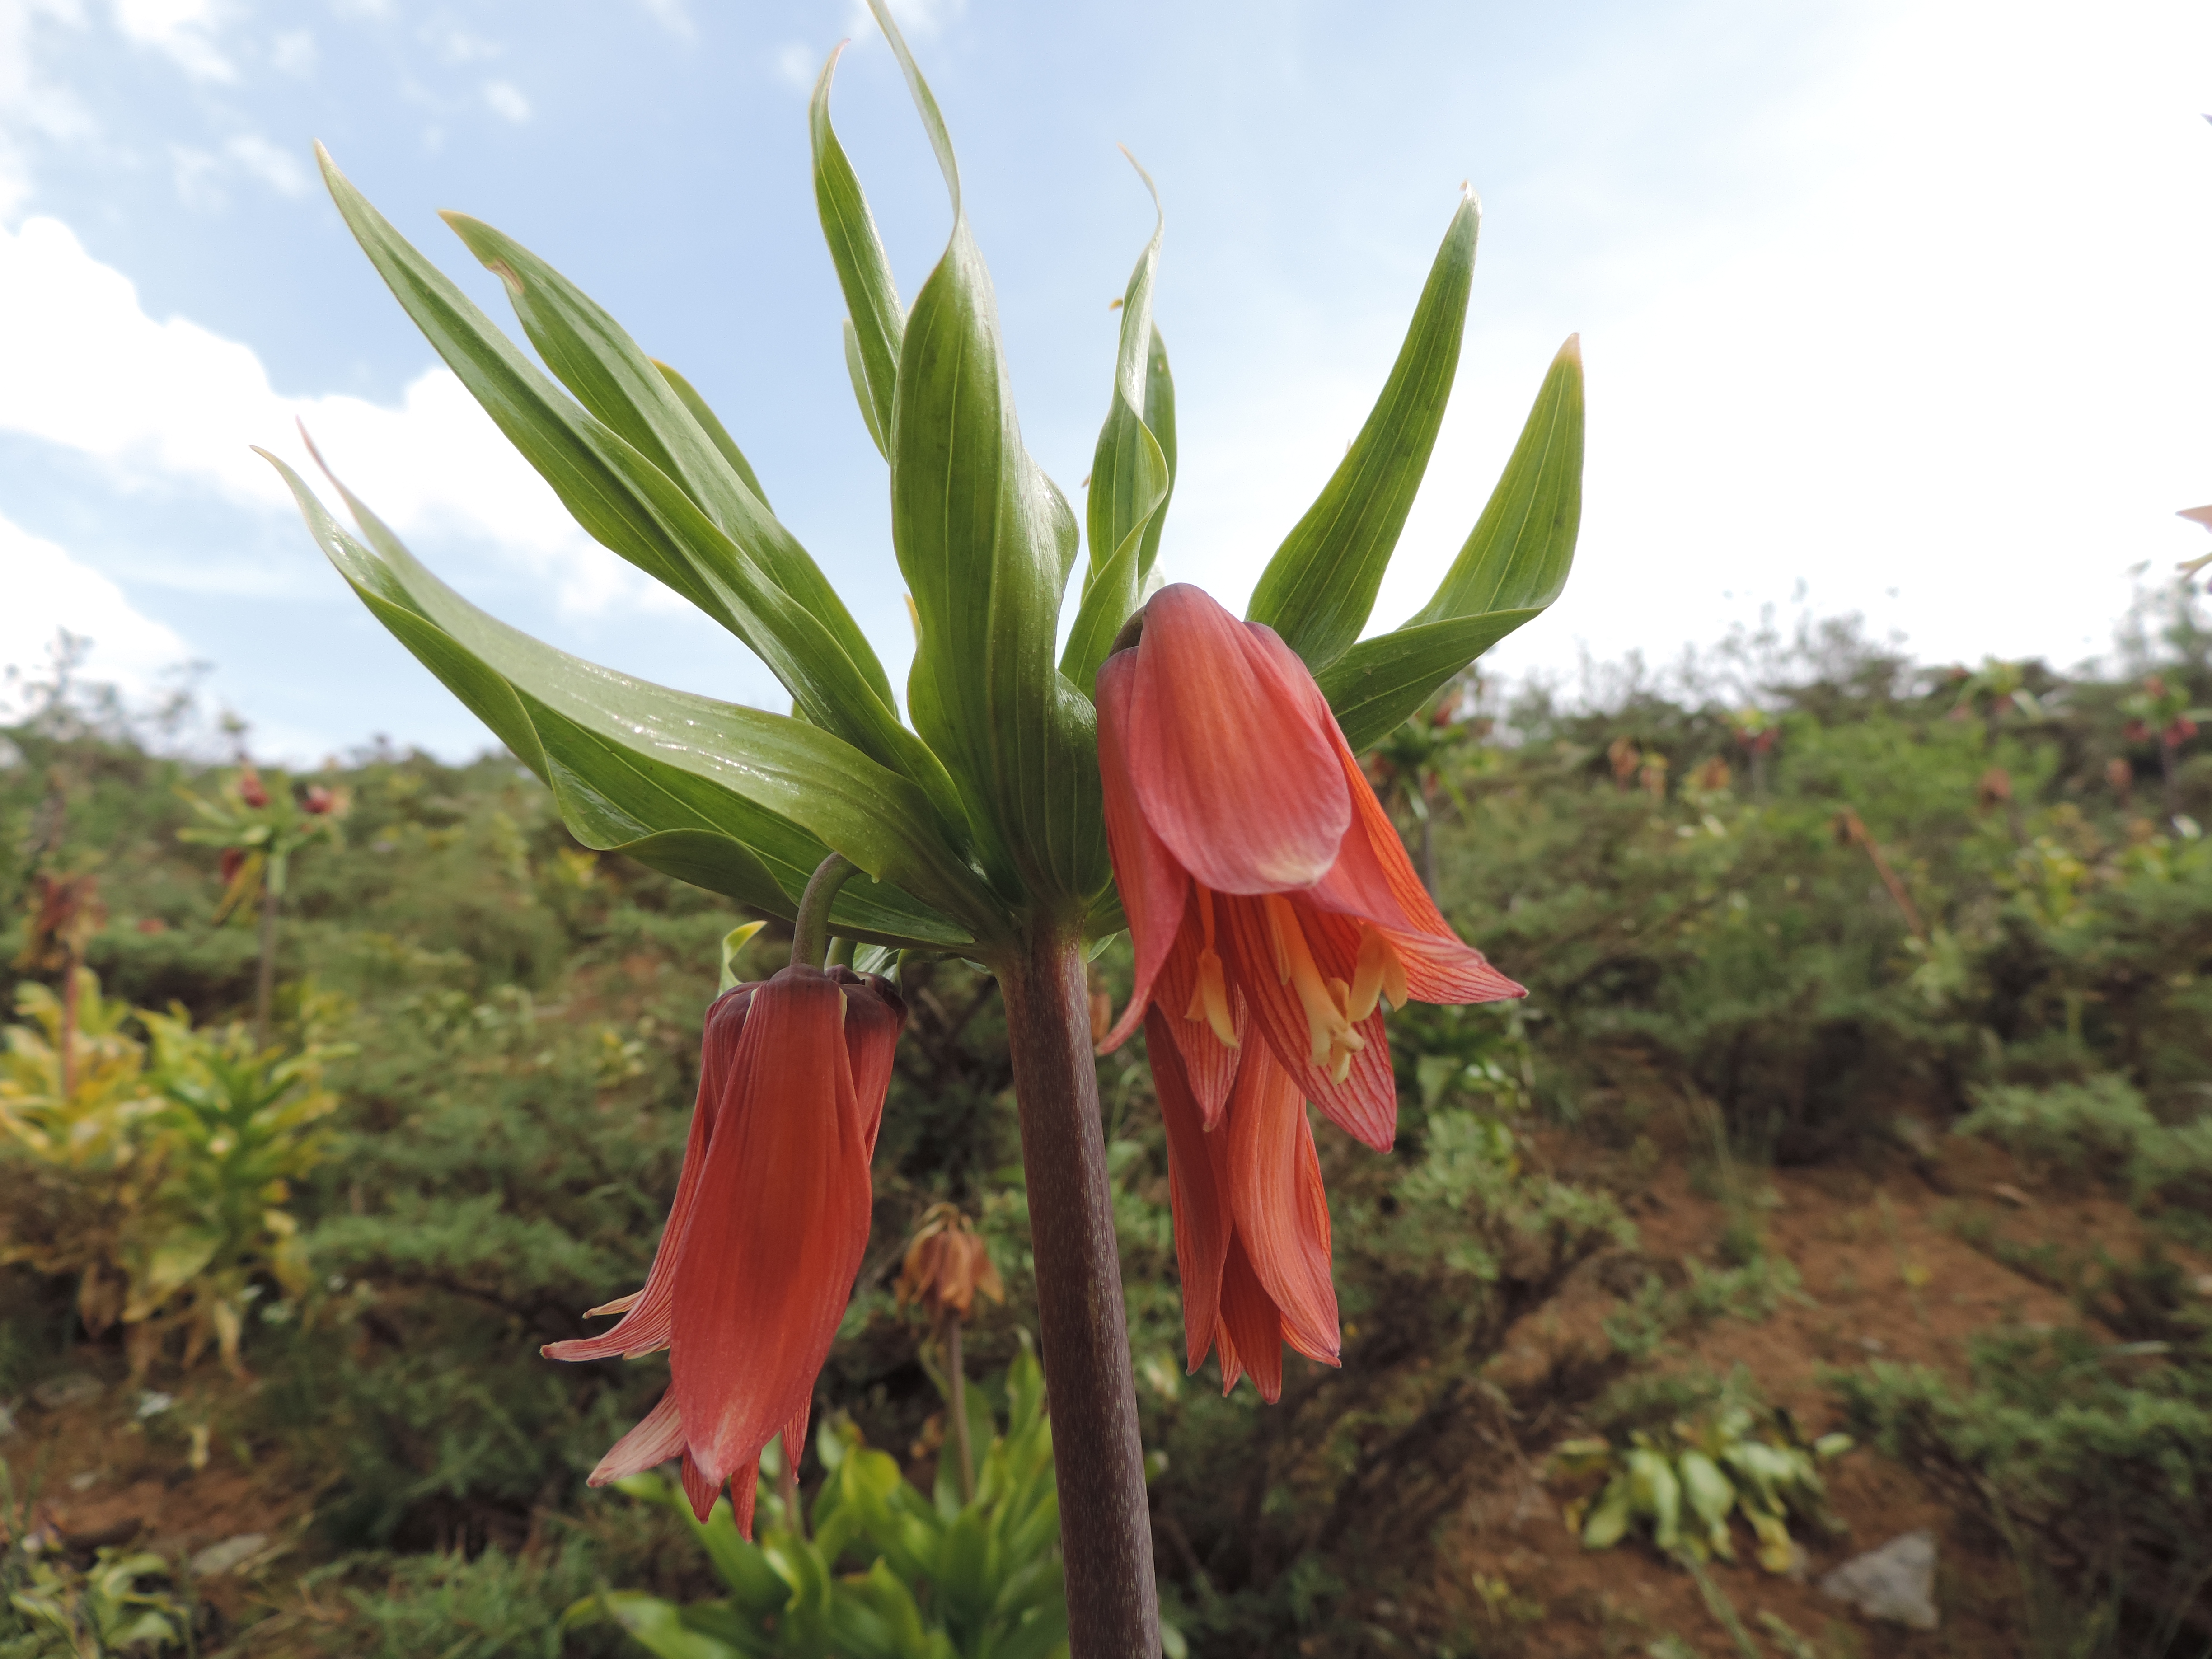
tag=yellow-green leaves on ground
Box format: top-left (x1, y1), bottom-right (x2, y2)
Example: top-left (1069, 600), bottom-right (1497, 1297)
top-left (1246, 192), bottom-right (1481, 673)
top-left (1319, 335), bottom-right (1585, 750)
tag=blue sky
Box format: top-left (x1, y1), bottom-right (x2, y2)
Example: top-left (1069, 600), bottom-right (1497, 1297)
top-left (2, 0), bottom-right (2209, 759)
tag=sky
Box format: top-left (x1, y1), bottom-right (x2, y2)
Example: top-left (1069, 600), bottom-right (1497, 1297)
top-left (1, 0), bottom-right (2208, 760)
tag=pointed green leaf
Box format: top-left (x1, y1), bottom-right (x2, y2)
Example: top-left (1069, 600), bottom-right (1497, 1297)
top-left (1246, 192), bottom-right (1481, 670)
top-left (1409, 333), bottom-right (1584, 624)
top-left (811, 42), bottom-right (905, 455)
top-left (314, 148), bottom-right (972, 854)
top-left (871, 0), bottom-right (1102, 909)
top-left (1318, 336), bottom-right (1583, 748)
top-left (1062, 157), bottom-right (1173, 695)
top-left (653, 357), bottom-right (770, 507)
top-left (264, 447), bottom-right (992, 949)
top-left (440, 211), bottom-right (899, 716)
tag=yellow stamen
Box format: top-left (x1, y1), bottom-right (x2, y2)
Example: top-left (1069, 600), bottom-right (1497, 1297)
top-left (1348, 924), bottom-right (1410, 1021)
top-left (1184, 947), bottom-right (1240, 1047)
top-left (1264, 895), bottom-right (1365, 1075)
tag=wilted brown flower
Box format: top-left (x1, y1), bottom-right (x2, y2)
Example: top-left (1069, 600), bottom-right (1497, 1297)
top-left (1977, 767), bottom-right (2013, 811)
top-left (895, 1203), bottom-right (1003, 1323)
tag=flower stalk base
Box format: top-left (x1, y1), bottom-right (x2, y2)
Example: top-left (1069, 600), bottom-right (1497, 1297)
top-left (998, 931), bottom-right (1160, 1659)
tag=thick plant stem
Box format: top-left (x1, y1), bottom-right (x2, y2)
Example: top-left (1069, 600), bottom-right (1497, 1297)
top-left (998, 930), bottom-right (1159, 1659)
top-left (791, 853), bottom-right (858, 970)
top-left (944, 1312), bottom-right (975, 1504)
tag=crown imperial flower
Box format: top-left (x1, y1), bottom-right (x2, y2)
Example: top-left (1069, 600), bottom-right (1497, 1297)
top-left (1097, 584), bottom-right (1523, 1152)
top-left (548, 962), bottom-right (906, 1533)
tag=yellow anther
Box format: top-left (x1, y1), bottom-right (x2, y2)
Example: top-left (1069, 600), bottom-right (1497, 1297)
top-left (1184, 947), bottom-right (1240, 1047)
top-left (1265, 895), bottom-right (1365, 1076)
top-left (1347, 924), bottom-right (1409, 1022)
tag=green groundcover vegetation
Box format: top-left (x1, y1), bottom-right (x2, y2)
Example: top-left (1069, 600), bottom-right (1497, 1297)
top-left (2, 585), bottom-right (2210, 1657)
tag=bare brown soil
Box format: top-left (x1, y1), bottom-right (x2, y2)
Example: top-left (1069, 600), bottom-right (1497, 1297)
top-left (1443, 1126), bottom-right (2208, 1657)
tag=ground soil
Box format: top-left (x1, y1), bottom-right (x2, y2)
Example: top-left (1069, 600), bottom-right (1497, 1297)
top-left (1439, 1122), bottom-right (2211, 1658)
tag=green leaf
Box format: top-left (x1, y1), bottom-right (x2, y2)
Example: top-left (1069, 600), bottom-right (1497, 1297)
top-left (314, 147), bottom-right (971, 853)
top-left (811, 42), bottom-right (905, 456)
top-left (1317, 609), bottom-right (1540, 752)
top-left (264, 446), bottom-right (993, 949)
top-left (1317, 335), bottom-right (1584, 748)
top-left (1407, 333), bottom-right (1584, 624)
top-left (1246, 192), bottom-right (1480, 670)
top-left (1062, 154), bottom-right (1174, 696)
top-left (870, 0), bottom-right (1102, 909)
top-left (597, 1592), bottom-right (748, 1659)
top-left (652, 357), bottom-right (771, 507)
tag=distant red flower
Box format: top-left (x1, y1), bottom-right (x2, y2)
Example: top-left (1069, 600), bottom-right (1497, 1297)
top-left (219, 848), bottom-right (246, 886)
top-left (302, 785), bottom-right (336, 816)
top-left (1095, 584), bottom-right (1521, 1151)
top-left (238, 769), bottom-right (269, 810)
top-left (547, 964), bottom-right (905, 1533)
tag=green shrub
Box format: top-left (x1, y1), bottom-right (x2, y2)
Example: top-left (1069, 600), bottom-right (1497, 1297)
top-left (1832, 1325), bottom-right (2212, 1645)
top-left (1956, 1075), bottom-right (2161, 1187)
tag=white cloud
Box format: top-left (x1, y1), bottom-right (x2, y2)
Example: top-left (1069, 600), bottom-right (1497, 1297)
top-left (1169, 0), bottom-right (2212, 682)
top-left (0, 213), bottom-right (668, 617)
top-left (268, 27), bottom-right (312, 75)
top-left (845, 0), bottom-right (963, 41)
top-left (772, 41), bottom-right (812, 92)
top-left (482, 79), bottom-right (529, 124)
top-left (0, 0), bottom-right (94, 215)
top-left (634, 0), bottom-right (692, 41)
top-left (224, 131), bottom-right (306, 194)
top-left (0, 510), bottom-right (192, 713)
top-left (112, 0), bottom-right (233, 83)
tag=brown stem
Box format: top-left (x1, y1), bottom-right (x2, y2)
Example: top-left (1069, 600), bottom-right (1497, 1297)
top-left (944, 1312), bottom-right (975, 1505)
top-left (1837, 809), bottom-right (1928, 941)
top-left (998, 929), bottom-right (1159, 1659)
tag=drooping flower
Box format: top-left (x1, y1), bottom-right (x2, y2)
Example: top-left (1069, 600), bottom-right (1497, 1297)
top-left (1096, 584), bottom-right (1523, 1150)
top-left (1147, 1007), bottom-right (1337, 1400)
top-left (547, 962), bottom-right (906, 1533)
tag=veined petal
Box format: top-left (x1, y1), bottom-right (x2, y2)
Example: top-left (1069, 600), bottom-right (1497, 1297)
top-left (1223, 1046), bottom-right (1340, 1367)
top-left (831, 967), bottom-right (909, 1162)
top-left (587, 1389), bottom-right (685, 1486)
top-left (546, 985), bottom-right (755, 1362)
top-left (684, 1453), bottom-right (736, 1533)
top-left (1216, 1236), bottom-right (1284, 1402)
top-left (1145, 1007), bottom-right (1231, 1374)
top-left (670, 967), bottom-right (871, 1532)
top-left (1097, 649), bottom-right (1192, 1051)
top-left (1153, 901), bottom-right (1244, 1127)
top-left (1122, 585), bottom-right (1350, 895)
top-left (1217, 892), bottom-right (1399, 1150)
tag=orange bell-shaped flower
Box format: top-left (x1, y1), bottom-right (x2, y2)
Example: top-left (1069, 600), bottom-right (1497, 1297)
top-left (1148, 1008), bottom-right (1338, 1400)
top-left (548, 963), bottom-right (906, 1534)
top-left (1097, 583), bottom-right (1522, 1150)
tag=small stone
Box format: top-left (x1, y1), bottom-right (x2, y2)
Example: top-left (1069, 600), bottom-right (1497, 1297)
top-left (1991, 1183), bottom-right (2033, 1209)
top-left (31, 1374), bottom-right (103, 1411)
top-left (1819, 1528), bottom-right (1939, 1630)
top-left (67, 1470), bottom-right (100, 1493)
top-left (188, 1533), bottom-right (269, 1577)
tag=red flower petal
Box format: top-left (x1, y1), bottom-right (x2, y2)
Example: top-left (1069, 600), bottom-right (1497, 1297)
top-left (1097, 649), bottom-right (1192, 1052)
top-left (1216, 1236), bottom-right (1284, 1402)
top-left (830, 968), bottom-right (908, 1162)
top-left (669, 968), bottom-right (871, 1530)
top-left (587, 1389), bottom-right (685, 1487)
top-left (1152, 904), bottom-right (1244, 1127)
top-left (1122, 586), bottom-right (1349, 896)
top-left (544, 985), bottom-right (755, 1362)
top-left (1146, 1007), bottom-right (1231, 1374)
top-left (1216, 892), bottom-right (1399, 1151)
top-left (1223, 1046), bottom-right (1340, 1367)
